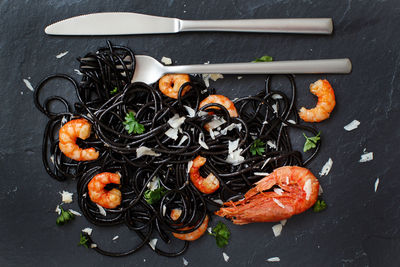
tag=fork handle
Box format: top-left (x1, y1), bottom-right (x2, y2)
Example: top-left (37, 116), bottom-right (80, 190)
top-left (179, 18), bottom-right (333, 34)
top-left (166, 58), bottom-right (352, 74)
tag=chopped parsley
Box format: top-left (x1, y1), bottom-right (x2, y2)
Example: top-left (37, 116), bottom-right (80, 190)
top-left (78, 233), bottom-right (90, 248)
top-left (209, 222), bottom-right (230, 248)
top-left (252, 55), bottom-right (273, 62)
top-left (144, 187), bottom-right (167, 205)
top-left (303, 132), bottom-right (321, 152)
top-left (56, 207), bottom-right (75, 225)
top-left (313, 199), bottom-right (327, 212)
top-left (250, 139), bottom-right (265, 156)
top-left (110, 86), bottom-right (118, 95)
top-left (123, 111), bottom-right (145, 134)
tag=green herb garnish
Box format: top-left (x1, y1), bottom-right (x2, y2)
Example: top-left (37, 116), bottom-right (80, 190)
top-left (78, 233), bottom-right (89, 248)
top-left (250, 139), bottom-right (265, 156)
top-left (209, 222), bottom-right (230, 248)
top-left (303, 132), bottom-right (321, 152)
top-left (123, 111), bottom-right (145, 134)
top-left (313, 199), bottom-right (327, 213)
top-left (110, 86), bottom-right (118, 95)
top-left (56, 207), bottom-right (75, 225)
top-left (144, 187), bottom-right (167, 205)
top-left (252, 55), bottom-right (273, 62)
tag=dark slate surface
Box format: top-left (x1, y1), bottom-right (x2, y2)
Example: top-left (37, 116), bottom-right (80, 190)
top-left (0, 0), bottom-right (399, 266)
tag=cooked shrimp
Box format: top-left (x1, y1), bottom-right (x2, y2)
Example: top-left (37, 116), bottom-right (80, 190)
top-left (189, 156), bottom-right (220, 194)
top-left (159, 74), bottom-right (191, 99)
top-left (215, 166), bottom-right (319, 225)
top-left (171, 208), bottom-right (209, 241)
top-left (299, 79), bottom-right (336, 122)
top-left (58, 118), bottom-right (99, 161)
top-left (199, 95), bottom-right (238, 117)
top-left (88, 172), bottom-right (122, 209)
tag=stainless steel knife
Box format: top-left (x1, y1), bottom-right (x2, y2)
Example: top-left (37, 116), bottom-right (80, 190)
top-left (45, 12), bottom-right (333, 35)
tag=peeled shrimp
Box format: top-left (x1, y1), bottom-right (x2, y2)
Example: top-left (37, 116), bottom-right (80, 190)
top-left (189, 156), bottom-right (220, 194)
top-left (299, 79), bottom-right (336, 122)
top-left (171, 209), bottom-right (209, 241)
top-left (88, 172), bottom-right (122, 209)
top-left (215, 166), bottom-right (319, 225)
top-left (199, 95), bottom-right (238, 117)
top-left (159, 74), bottom-right (191, 99)
top-left (58, 118), bottom-right (99, 161)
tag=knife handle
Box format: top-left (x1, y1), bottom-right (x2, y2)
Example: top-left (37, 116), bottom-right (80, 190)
top-left (179, 18), bottom-right (333, 34)
top-left (166, 58), bottom-right (352, 74)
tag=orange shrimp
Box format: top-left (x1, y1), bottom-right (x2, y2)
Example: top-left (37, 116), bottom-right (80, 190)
top-left (88, 172), bottom-right (122, 209)
top-left (58, 118), bottom-right (99, 161)
top-left (170, 209), bottom-right (209, 241)
top-left (215, 166), bottom-right (319, 225)
top-left (299, 79), bottom-right (336, 122)
top-left (158, 74), bottom-right (191, 99)
top-left (199, 95), bottom-right (238, 118)
top-left (189, 156), bottom-right (220, 194)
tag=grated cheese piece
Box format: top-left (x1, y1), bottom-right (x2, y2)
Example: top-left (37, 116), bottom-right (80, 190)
top-left (266, 257), bottom-right (280, 262)
top-left (319, 158), bottom-right (333, 176)
top-left (213, 199), bottom-right (224, 205)
top-left (112, 235), bottom-right (119, 241)
top-left (187, 160), bottom-right (193, 173)
top-left (198, 133), bottom-right (209, 149)
top-left (318, 184), bottom-right (323, 196)
top-left (162, 205), bottom-right (167, 216)
top-left (207, 117), bottom-right (226, 130)
top-left (23, 79), bottom-right (34, 91)
top-left (74, 69), bottom-right (83, 75)
top-left (226, 148), bottom-right (244, 165)
top-left (165, 128), bottom-right (179, 140)
top-left (228, 139), bottom-right (239, 154)
top-left (55, 205), bottom-right (61, 215)
top-left (274, 188), bottom-right (284, 195)
top-left (161, 56), bottom-right (172, 65)
top-left (273, 198), bottom-right (285, 209)
top-left (56, 51), bottom-right (69, 58)
top-left (197, 110), bottom-right (209, 117)
top-left (183, 105), bottom-right (196, 117)
top-left (202, 73), bottom-right (223, 87)
top-left (60, 191), bottom-right (73, 204)
top-left (374, 178), bottom-right (380, 192)
top-left (254, 172), bottom-right (270, 176)
top-left (220, 123), bottom-right (242, 135)
top-left (177, 135), bottom-right (188, 146)
top-left (207, 227), bottom-right (212, 234)
top-left (287, 119), bottom-right (296, 124)
top-left (82, 227), bottom-right (93, 235)
top-left (149, 238), bottom-right (158, 250)
top-left (344, 120), bottom-right (360, 131)
top-left (168, 114), bottom-right (186, 129)
top-left (96, 204), bottom-right (107, 216)
top-left (272, 224), bottom-right (283, 237)
top-left (69, 209), bottom-right (82, 216)
top-left (272, 94), bottom-right (283, 100)
top-left (280, 219), bottom-right (287, 226)
top-left (222, 252), bottom-right (230, 262)
top-left (209, 128), bottom-right (216, 139)
top-left (136, 146), bottom-right (161, 158)
top-left (262, 158), bottom-right (271, 169)
top-left (183, 257), bottom-right (189, 266)
top-left (90, 243), bottom-right (97, 248)
top-left (237, 76), bottom-right (243, 80)
top-left (147, 177), bottom-right (160, 191)
top-left (272, 103), bottom-right (278, 113)
top-left (359, 152), bottom-right (373, 163)
top-left (50, 155), bottom-right (55, 164)
top-left (267, 140), bottom-right (276, 149)
top-left (303, 179), bottom-right (312, 200)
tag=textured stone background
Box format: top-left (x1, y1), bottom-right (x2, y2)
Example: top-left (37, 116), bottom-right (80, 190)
top-left (0, 0), bottom-right (399, 266)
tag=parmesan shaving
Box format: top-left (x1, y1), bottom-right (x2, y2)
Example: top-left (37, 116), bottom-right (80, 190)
top-left (319, 158), bottom-right (333, 176)
top-left (267, 140), bottom-right (276, 149)
top-left (162, 205), bottom-right (167, 216)
top-left (136, 146), bottom-right (161, 158)
top-left (280, 219), bottom-right (287, 226)
top-left (149, 238), bottom-right (158, 250)
top-left (82, 227), bottom-right (93, 235)
top-left (161, 56), bottom-right (172, 65)
top-left (183, 105), bottom-right (196, 117)
top-left (359, 152), bottom-right (373, 162)
top-left (90, 243), bottom-right (97, 248)
top-left (254, 172), bottom-right (270, 176)
top-left (318, 184), bottom-right (324, 196)
top-left (228, 139), bottom-right (239, 154)
top-left (222, 252), bottom-right (230, 262)
top-left (272, 103), bottom-right (278, 113)
top-left (226, 148), bottom-right (244, 165)
top-left (237, 76), bottom-right (243, 80)
top-left (273, 198), bottom-right (285, 209)
top-left (207, 227), bottom-right (212, 234)
top-left (374, 178), bottom-right (380, 192)
top-left (56, 51), bottom-right (69, 58)
top-left (213, 199), bottom-right (223, 205)
top-left (69, 209), bottom-right (82, 216)
top-left (183, 257), bottom-right (189, 266)
top-left (96, 203), bottom-right (107, 216)
top-left (112, 235), bottom-right (119, 241)
top-left (55, 205), bottom-right (61, 215)
top-left (177, 135), bottom-right (188, 146)
top-left (267, 257), bottom-right (280, 262)
top-left (23, 79), bottom-right (34, 91)
top-left (209, 128), bottom-right (215, 139)
top-left (147, 177), bottom-right (160, 191)
top-left (272, 94), bottom-right (283, 100)
top-left (198, 133), bottom-right (209, 149)
top-left (207, 117), bottom-right (226, 130)
top-left (74, 69), bottom-right (83, 75)
top-left (344, 120), bottom-right (360, 131)
top-left (220, 123), bottom-right (242, 135)
top-left (60, 191), bottom-right (73, 204)
top-left (262, 158), bottom-right (271, 169)
top-left (272, 224), bottom-right (283, 237)
top-left (197, 110), bottom-right (209, 117)
top-left (165, 128), bottom-right (179, 140)
top-left (187, 161), bottom-right (193, 173)
top-left (303, 179), bottom-right (312, 200)
top-left (168, 114), bottom-right (186, 129)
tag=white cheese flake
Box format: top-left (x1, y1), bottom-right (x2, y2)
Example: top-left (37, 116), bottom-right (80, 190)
top-left (147, 177), bottom-right (160, 191)
top-left (162, 205), bottom-right (167, 216)
top-left (198, 133), bottom-right (209, 149)
top-left (209, 128), bottom-right (216, 139)
top-left (168, 114), bottom-right (186, 129)
top-left (90, 243), bottom-right (97, 248)
top-left (303, 179), bottom-right (312, 200)
top-left (56, 51), bottom-right (69, 58)
top-left (69, 209), bottom-right (82, 216)
top-left (202, 73), bottom-right (223, 87)
top-left (207, 227), bottom-right (212, 234)
top-left (82, 227), bottom-right (93, 235)
top-left (272, 224), bottom-right (283, 237)
top-left (161, 56), bottom-right (172, 65)
top-left (318, 184), bottom-right (324, 196)
top-left (183, 105), bottom-right (196, 117)
top-left (213, 199), bottom-right (224, 205)
top-left (262, 158), bottom-right (271, 169)
top-left (220, 123), bottom-right (242, 135)
top-left (177, 135), bottom-right (188, 146)
top-left (60, 191), bottom-right (73, 204)
top-left (55, 205), bottom-right (61, 215)
top-left (254, 172), bottom-right (270, 176)
top-left (287, 119), bottom-right (296, 124)
top-left (359, 151), bottom-right (373, 162)
top-left (197, 110), bottom-right (209, 117)
top-left (344, 120), bottom-right (360, 131)
top-left (273, 198), bottom-right (285, 209)
top-left (280, 219), bottom-right (287, 226)
top-left (149, 238), bottom-right (158, 250)
top-left (267, 140), bottom-right (276, 149)
top-left (266, 257), bottom-right (280, 262)
top-left (136, 146), bottom-right (161, 158)
top-left (222, 252), bottom-right (230, 262)
top-left (228, 139), bottom-right (240, 154)
top-left (74, 69), bottom-right (83, 75)
top-left (226, 148), bottom-right (244, 165)
top-left (272, 103), bottom-right (278, 113)
top-left (183, 257), bottom-right (189, 266)
top-left (274, 188), bottom-right (284, 195)
top-left (237, 76), bottom-right (243, 80)
top-left (23, 79), bottom-right (34, 91)
top-left (165, 128), bottom-right (179, 140)
top-left (207, 117), bottom-right (226, 130)
top-left (272, 94), bottom-right (283, 100)
top-left (112, 235), bottom-right (119, 241)
top-left (319, 158), bottom-right (333, 176)
top-left (96, 203), bottom-right (107, 216)
top-left (50, 155), bottom-right (55, 164)
top-left (374, 178), bottom-right (380, 192)
top-left (187, 161), bottom-right (193, 173)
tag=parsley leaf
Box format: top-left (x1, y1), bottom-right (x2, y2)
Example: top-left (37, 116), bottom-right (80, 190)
top-left (78, 233), bottom-right (89, 248)
top-left (56, 207), bottom-right (75, 225)
top-left (144, 187), bottom-right (167, 205)
top-left (250, 139), bottom-right (265, 156)
top-left (209, 222), bottom-right (230, 248)
top-left (303, 132), bottom-right (321, 152)
top-left (110, 86), bottom-right (118, 95)
top-left (252, 55), bottom-right (273, 62)
top-left (313, 199), bottom-right (327, 212)
top-left (123, 111), bottom-right (145, 134)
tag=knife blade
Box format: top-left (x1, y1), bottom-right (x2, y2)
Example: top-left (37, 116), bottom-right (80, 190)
top-left (45, 12), bottom-right (333, 36)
